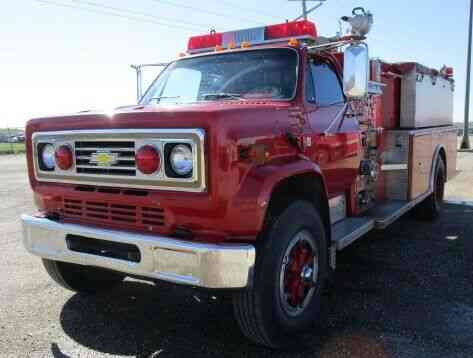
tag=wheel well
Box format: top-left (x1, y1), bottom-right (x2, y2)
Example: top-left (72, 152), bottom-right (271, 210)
top-left (264, 173), bottom-right (331, 241)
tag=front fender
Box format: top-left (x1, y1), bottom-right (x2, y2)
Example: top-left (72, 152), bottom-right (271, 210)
top-left (224, 157), bottom-right (328, 238)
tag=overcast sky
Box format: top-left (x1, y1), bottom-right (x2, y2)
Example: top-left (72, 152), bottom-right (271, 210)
top-left (0, 0), bottom-right (470, 127)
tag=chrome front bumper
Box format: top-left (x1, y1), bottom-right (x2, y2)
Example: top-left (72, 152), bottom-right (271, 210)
top-left (21, 214), bottom-right (255, 289)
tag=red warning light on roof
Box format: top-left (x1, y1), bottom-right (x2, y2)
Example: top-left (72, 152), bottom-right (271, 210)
top-left (188, 32), bottom-right (223, 52)
top-left (187, 20), bottom-right (317, 53)
top-left (266, 20), bottom-right (317, 40)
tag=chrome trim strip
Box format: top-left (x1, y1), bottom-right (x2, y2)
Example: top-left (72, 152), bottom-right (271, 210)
top-left (76, 164), bottom-right (136, 170)
top-left (32, 129), bottom-right (207, 193)
top-left (76, 147), bottom-right (136, 152)
top-left (22, 214), bottom-right (255, 289)
top-left (387, 126), bottom-right (457, 137)
top-left (381, 164), bottom-right (408, 171)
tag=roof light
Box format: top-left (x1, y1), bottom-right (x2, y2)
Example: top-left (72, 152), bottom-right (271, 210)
top-left (188, 32), bottom-right (222, 52)
top-left (440, 65), bottom-right (454, 78)
top-left (187, 20), bottom-right (317, 53)
top-left (288, 38), bottom-right (300, 47)
top-left (266, 20), bottom-right (317, 40)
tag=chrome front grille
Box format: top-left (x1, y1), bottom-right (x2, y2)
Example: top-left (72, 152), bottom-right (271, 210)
top-left (74, 141), bottom-right (136, 176)
top-left (33, 129), bottom-right (206, 192)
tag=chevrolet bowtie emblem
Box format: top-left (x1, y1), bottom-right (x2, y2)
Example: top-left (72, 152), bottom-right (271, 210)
top-left (90, 151), bottom-right (119, 167)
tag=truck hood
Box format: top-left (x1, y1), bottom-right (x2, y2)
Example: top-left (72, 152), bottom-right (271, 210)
top-left (26, 101), bottom-right (292, 133)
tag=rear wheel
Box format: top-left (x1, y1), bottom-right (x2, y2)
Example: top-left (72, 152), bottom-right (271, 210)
top-left (233, 201), bottom-right (327, 348)
top-left (414, 158), bottom-right (446, 220)
top-left (42, 259), bottom-right (125, 293)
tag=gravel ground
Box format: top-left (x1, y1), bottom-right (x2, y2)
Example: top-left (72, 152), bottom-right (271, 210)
top-left (1, 153), bottom-right (473, 357)
top-left (445, 150), bottom-right (473, 201)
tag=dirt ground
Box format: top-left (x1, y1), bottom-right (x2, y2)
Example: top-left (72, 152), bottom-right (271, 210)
top-left (0, 153), bottom-right (472, 357)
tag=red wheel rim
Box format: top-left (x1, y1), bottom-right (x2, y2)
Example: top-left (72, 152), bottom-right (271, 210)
top-left (279, 230), bottom-right (318, 317)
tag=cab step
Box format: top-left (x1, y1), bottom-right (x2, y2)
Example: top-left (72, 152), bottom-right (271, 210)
top-left (332, 199), bottom-right (417, 251)
top-left (332, 217), bottom-right (375, 250)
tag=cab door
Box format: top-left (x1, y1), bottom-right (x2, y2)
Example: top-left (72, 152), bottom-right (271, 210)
top-left (304, 59), bottom-right (362, 199)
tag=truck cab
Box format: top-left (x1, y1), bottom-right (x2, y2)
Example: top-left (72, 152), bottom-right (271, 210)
top-left (22, 10), bottom-right (457, 348)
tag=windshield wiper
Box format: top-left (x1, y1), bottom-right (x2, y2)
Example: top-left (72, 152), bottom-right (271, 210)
top-left (201, 93), bottom-right (242, 100)
top-left (150, 96), bottom-right (181, 103)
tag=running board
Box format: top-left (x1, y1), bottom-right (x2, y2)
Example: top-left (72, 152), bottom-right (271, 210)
top-left (368, 200), bottom-right (411, 229)
top-left (332, 217), bottom-right (375, 250)
top-left (332, 195), bottom-right (430, 251)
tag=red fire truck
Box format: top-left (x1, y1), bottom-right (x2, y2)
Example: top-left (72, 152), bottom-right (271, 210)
top-left (22, 8), bottom-right (457, 348)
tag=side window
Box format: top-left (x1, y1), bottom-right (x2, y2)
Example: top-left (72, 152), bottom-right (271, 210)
top-left (305, 65), bottom-right (316, 103)
top-left (310, 62), bottom-right (344, 106)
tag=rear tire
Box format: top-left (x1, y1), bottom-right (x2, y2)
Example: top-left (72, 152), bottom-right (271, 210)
top-left (42, 259), bottom-right (125, 293)
top-left (233, 201), bottom-right (328, 348)
top-left (414, 158), bottom-right (446, 221)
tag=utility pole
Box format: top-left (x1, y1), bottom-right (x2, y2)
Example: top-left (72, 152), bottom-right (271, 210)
top-left (291, 0), bottom-right (327, 21)
top-left (462, 0), bottom-right (473, 149)
top-left (301, 0), bottom-right (307, 20)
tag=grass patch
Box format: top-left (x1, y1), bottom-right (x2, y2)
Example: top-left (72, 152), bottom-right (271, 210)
top-left (0, 128), bottom-right (23, 135)
top-left (0, 143), bottom-right (25, 155)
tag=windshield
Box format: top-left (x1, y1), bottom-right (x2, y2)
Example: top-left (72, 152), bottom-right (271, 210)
top-left (140, 48), bottom-right (298, 105)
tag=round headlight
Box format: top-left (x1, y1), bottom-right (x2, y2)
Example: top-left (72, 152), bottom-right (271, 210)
top-left (170, 144), bottom-right (193, 176)
top-left (40, 144), bottom-right (56, 170)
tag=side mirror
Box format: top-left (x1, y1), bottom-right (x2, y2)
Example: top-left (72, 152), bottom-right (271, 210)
top-left (343, 44), bottom-right (369, 99)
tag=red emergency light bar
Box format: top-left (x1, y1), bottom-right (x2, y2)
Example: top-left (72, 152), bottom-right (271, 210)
top-left (187, 20), bottom-right (317, 53)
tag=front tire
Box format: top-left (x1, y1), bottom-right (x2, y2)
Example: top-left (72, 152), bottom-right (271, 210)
top-left (233, 201), bottom-right (328, 348)
top-left (42, 259), bottom-right (125, 293)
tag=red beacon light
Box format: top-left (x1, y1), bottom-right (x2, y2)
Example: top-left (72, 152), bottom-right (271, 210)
top-left (266, 20), bottom-right (317, 40)
top-left (187, 20), bottom-right (317, 53)
top-left (188, 31), bottom-right (223, 52)
top-left (440, 65), bottom-right (454, 79)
